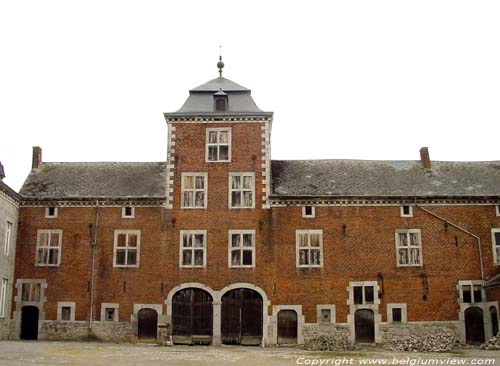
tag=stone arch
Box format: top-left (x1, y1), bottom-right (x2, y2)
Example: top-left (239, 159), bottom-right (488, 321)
top-left (165, 282), bottom-right (216, 317)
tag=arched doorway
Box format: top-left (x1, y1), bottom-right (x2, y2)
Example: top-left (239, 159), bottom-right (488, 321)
top-left (465, 307), bottom-right (485, 344)
top-left (221, 288), bottom-right (263, 345)
top-left (137, 308), bottom-right (158, 340)
top-left (172, 288), bottom-right (213, 344)
top-left (20, 306), bottom-right (39, 340)
top-left (490, 306), bottom-right (499, 337)
top-left (355, 309), bottom-right (375, 343)
top-left (277, 309), bottom-right (298, 345)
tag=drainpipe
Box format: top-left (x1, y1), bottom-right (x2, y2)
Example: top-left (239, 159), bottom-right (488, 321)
top-left (414, 201), bottom-right (484, 282)
top-left (89, 200), bottom-right (100, 330)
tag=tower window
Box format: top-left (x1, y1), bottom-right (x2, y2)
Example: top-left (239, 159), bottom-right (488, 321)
top-left (215, 98), bottom-right (226, 111)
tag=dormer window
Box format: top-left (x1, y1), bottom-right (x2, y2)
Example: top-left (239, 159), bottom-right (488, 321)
top-left (214, 89), bottom-right (228, 112)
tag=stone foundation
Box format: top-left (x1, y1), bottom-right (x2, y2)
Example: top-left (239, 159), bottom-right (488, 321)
top-left (303, 323), bottom-right (350, 343)
top-left (0, 319), bottom-right (13, 340)
top-left (40, 321), bottom-right (136, 342)
top-left (379, 321), bottom-right (459, 343)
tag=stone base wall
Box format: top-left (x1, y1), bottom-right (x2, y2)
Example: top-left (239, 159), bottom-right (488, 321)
top-left (379, 321), bottom-right (460, 343)
top-left (39, 321), bottom-right (136, 342)
top-left (0, 319), bottom-right (13, 340)
top-left (303, 323), bottom-right (350, 342)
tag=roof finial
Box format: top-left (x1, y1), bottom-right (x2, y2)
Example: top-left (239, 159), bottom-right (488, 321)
top-left (217, 45), bottom-right (224, 77)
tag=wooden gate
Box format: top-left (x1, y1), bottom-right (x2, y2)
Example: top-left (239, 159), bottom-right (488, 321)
top-left (277, 309), bottom-right (298, 344)
top-left (20, 306), bottom-right (39, 340)
top-left (221, 288), bottom-right (263, 345)
top-left (138, 308), bottom-right (158, 340)
top-left (355, 309), bottom-right (375, 343)
top-left (172, 288), bottom-right (213, 344)
top-left (465, 307), bottom-right (485, 344)
top-left (490, 306), bottom-right (499, 337)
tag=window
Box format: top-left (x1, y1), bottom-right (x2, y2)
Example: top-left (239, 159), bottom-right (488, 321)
top-left (215, 98), bottom-right (226, 111)
top-left (392, 308), bottom-right (402, 322)
top-left (296, 230), bottom-right (323, 268)
top-left (122, 206), bottom-right (135, 218)
top-left (57, 302), bottom-right (75, 321)
top-left (180, 230), bottom-right (207, 268)
top-left (113, 230), bottom-right (140, 268)
top-left (45, 206), bottom-right (58, 218)
top-left (229, 173), bottom-right (255, 208)
top-left (302, 206), bottom-right (315, 218)
top-left (460, 282), bottom-right (483, 303)
top-left (228, 230), bottom-right (255, 268)
top-left (353, 285), bottom-right (375, 305)
top-left (100, 303), bottom-right (119, 322)
top-left (181, 173), bottom-right (208, 208)
top-left (316, 305), bottom-right (335, 324)
top-left (36, 230), bottom-right (62, 266)
top-left (395, 229), bottom-right (422, 266)
top-left (4, 221), bottom-right (12, 255)
top-left (206, 128), bottom-right (231, 162)
top-left (387, 303), bottom-right (407, 323)
top-left (400, 205), bottom-right (413, 217)
top-left (21, 283), bottom-right (41, 302)
top-left (0, 279), bottom-right (7, 318)
top-left (496, 205), bottom-right (500, 217)
top-left (492, 229), bottom-right (500, 264)
top-left (105, 308), bottom-right (115, 321)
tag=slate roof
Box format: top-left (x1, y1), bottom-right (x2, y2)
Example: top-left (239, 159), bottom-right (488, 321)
top-left (271, 160), bottom-right (500, 197)
top-left (0, 179), bottom-right (21, 202)
top-left (20, 162), bottom-right (166, 199)
top-left (164, 76), bottom-right (272, 117)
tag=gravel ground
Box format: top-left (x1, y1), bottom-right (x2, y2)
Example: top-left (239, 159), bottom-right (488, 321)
top-left (0, 341), bottom-right (499, 366)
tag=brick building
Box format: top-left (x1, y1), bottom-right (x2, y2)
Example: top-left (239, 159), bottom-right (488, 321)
top-left (9, 62), bottom-right (500, 345)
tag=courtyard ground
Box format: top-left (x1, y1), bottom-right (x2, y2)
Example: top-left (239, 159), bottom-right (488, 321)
top-left (0, 341), bottom-right (498, 366)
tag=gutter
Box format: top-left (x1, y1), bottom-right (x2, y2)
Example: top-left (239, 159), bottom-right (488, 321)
top-left (89, 200), bottom-right (100, 330)
top-left (415, 202), bottom-right (484, 282)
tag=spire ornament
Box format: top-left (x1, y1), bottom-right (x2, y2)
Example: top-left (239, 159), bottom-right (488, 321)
top-left (217, 46), bottom-right (224, 77)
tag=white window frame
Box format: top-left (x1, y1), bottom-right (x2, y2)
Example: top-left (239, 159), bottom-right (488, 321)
top-left (45, 206), bottom-right (58, 218)
top-left (179, 230), bottom-right (207, 268)
top-left (302, 206), bottom-right (315, 218)
top-left (122, 206), bottom-right (135, 219)
top-left (4, 221), bottom-right (13, 256)
top-left (228, 172), bottom-right (255, 209)
top-left (350, 282), bottom-right (378, 305)
top-left (316, 304), bottom-right (336, 324)
top-left (228, 230), bottom-right (256, 268)
top-left (206, 127), bottom-right (231, 162)
top-left (492, 229), bottom-right (500, 265)
top-left (57, 301), bottom-right (76, 321)
top-left (35, 229), bottom-right (63, 267)
top-left (295, 229), bottom-right (323, 268)
top-left (400, 205), bottom-right (413, 217)
top-left (495, 205), bottom-right (500, 217)
top-left (181, 173), bottom-right (208, 209)
top-left (100, 303), bottom-right (120, 322)
top-left (387, 303), bottom-right (407, 323)
top-left (395, 229), bottom-right (423, 267)
top-left (113, 230), bottom-right (140, 268)
top-left (458, 280), bottom-right (485, 304)
top-left (0, 278), bottom-right (7, 318)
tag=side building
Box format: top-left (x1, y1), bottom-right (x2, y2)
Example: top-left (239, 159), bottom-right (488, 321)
top-left (11, 65), bottom-right (500, 346)
top-left (0, 162), bottom-right (20, 339)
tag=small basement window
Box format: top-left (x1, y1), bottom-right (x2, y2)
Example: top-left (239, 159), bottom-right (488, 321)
top-left (302, 206), bottom-right (315, 218)
top-left (400, 205), bottom-right (413, 217)
top-left (122, 207), bottom-right (135, 218)
top-left (105, 308), bottom-right (115, 321)
top-left (320, 309), bottom-right (331, 323)
top-left (387, 303), bottom-right (407, 323)
top-left (45, 207), bottom-right (58, 218)
top-left (392, 308), bottom-right (402, 322)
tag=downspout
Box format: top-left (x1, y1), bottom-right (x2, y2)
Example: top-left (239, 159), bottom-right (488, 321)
top-left (414, 200), bottom-right (484, 282)
top-left (89, 200), bottom-right (100, 330)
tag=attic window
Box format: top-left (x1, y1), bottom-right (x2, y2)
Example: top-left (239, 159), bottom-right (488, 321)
top-left (122, 207), bottom-right (135, 218)
top-left (400, 205), bottom-right (413, 217)
top-left (215, 98), bottom-right (226, 111)
top-left (45, 207), bottom-right (58, 218)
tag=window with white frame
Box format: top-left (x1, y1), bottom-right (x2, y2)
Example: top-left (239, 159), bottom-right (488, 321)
top-left (229, 173), bottom-right (255, 208)
top-left (228, 230), bottom-right (255, 268)
top-left (122, 206), bottom-right (135, 218)
top-left (459, 281), bottom-right (484, 303)
top-left (113, 230), bottom-right (140, 267)
top-left (400, 205), bottom-right (413, 217)
top-left (352, 285), bottom-right (375, 305)
top-left (395, 229), bottom-right (422, 266)
top-left (36, 230), bottom-right (62, 266)
top-left (0, 279), bottom-right (7, 318)
top-left (57, 302), bottom-right (75, 321)
top-left (100, 303), bottom-right (119, 322)
top-left (4, 221), bottom-right (13, 255)
top-left (206, 128), bottom-right (231, 162)
top-left (181, 173), bottom-right (208, 208)
top-left (387, 303), bottom-right (407, 323)
top-left (296, 230), bottom-right (323, 267)
top-left (45, 206), bottom-right (58, 218)
top-left (21, 282), bottom-right (41, 302)
top-left (492, 229), bottom-right (500, 265)
top-left (302, 206), bottom-right (315, 218)
top-left (496, 205), bottom-right (500, 217)
top-left (180, 230), bottom-right (207, 268)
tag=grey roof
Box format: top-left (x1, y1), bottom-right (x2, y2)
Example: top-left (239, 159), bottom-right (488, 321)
top-left (0, 179), bottom-right (21, 202)
top-left (271, 160), bottom-right (500, 197)
top-left (164, 76), bottom-right (272, 117)
top-left (20, 162), bottom-right (166, 199)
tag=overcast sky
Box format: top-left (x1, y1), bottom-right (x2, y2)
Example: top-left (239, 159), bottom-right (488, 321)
top-left (1, 1), bottom-right (499, 191)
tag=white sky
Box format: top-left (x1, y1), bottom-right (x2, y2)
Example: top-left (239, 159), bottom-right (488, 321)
top-left (1, 1), bottom-right (499, 191)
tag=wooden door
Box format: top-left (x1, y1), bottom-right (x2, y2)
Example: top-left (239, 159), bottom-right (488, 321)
top-left (465, 307), bottom-right (485, 344)
top-left (355, 309), bottom-right (375, 343)
top-left (20, 306), bottom-right (39, 340)
top-left (172, 288), bottom-right (213, 344)
top-left (138, 308), bottom-right (158, 340)
top-left (277, 310), bottom-right (298, 344)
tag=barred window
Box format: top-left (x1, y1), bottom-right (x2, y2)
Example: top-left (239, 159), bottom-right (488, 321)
top-left (229, 173), bottom-right (254, 208)
top-left (181, 173), bottom-right (207, 208)
top-left (36, 230), bottom-right (62, 266)
top-left (206, 128), bottom-right (231, 162)
top-left (229, 230), bottom-right (255, 268)
top-left (296, 230), bottom-right (323, 267)
top-left (113, 230), bottom-right (140, 267)
top-left (395, 229), bottom-right (422, 266)
top-left (180, 230), bottom-right (206, 268)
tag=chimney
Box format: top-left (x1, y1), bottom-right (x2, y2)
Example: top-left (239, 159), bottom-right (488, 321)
top-left (0, 162), bottom-right (5, 181)
top-left (32, 146), bottom-right (42, 170)
top-left (419, 147), bottom-right (431, 170)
